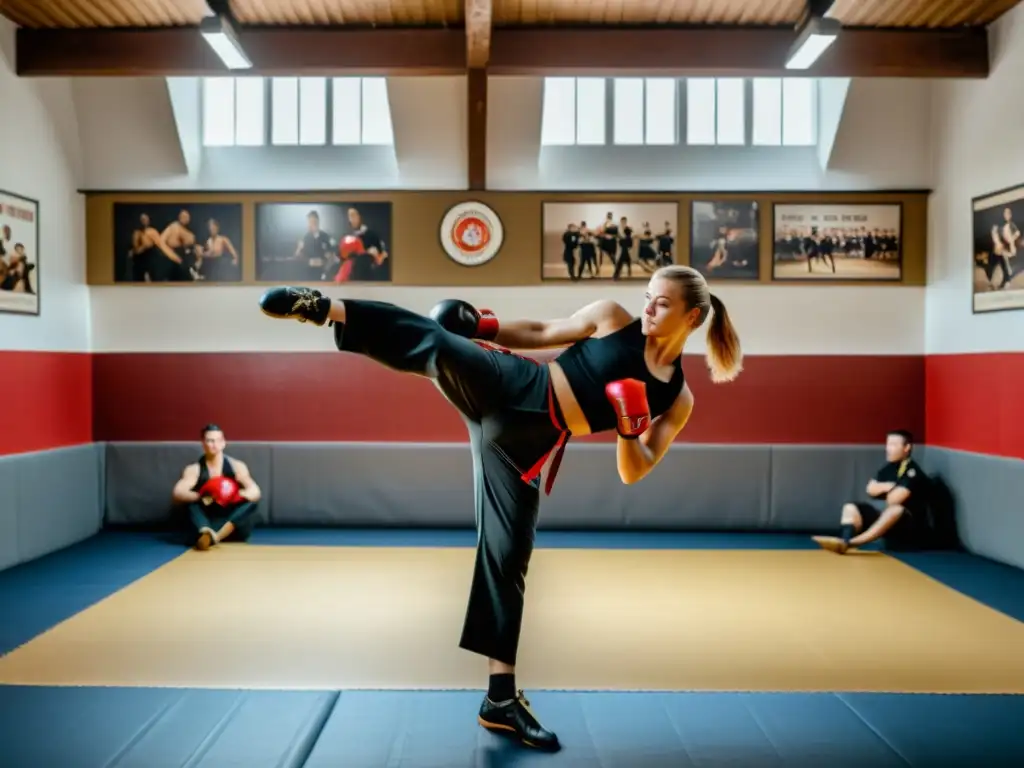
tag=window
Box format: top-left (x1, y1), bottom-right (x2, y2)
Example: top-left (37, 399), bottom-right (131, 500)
top-left (752, 78), bottom-right (782, 145)
top-left (686, 78), bottom-right (716, 145)
top-left (782, 78), bottom-right (815, 146)
top-left (202, 76), bottom-right (265, 147)
top-left (644, 78), bottom-right (677, 145)
top-left (540, 77), bottom-right (606, 146)
top-left (575, 78), bottom-right (606, 146)
top-left (234, 77), bottom-right (265, 146)
top-left (200, 76), bottom-right (394, 148)
top-left (751, 77), bottom-right (816, 146)
top-left (686, 76), bottom-right (817, 147)
top-left (331, 77), bottom-right (395, 146)
top-left (715, 78), bottom-right (745, 145)
top-left (612, 78), bottom-right (676, 146)
top-left (202, 77), bottom-right (236, 147)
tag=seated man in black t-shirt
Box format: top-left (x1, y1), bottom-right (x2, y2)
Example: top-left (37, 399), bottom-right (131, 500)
top-left (814, 429), bottom-right (930, 554)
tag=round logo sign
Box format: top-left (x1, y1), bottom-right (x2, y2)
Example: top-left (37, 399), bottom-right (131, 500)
top-left (439, 201), bottom-right (504, 267)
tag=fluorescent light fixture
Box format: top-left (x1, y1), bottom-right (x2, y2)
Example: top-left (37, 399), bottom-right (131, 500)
top-left (200, 15), bottom-right (252, 70)
top-left (785, 16), bottom-right (841, 70)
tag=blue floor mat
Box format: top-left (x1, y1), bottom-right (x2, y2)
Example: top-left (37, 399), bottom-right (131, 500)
top-left (0, 531), bottom-right (185, 655)
top-left (249, 527), bottom-right (824, 550)
top-left (1, 687), bottom-right (1022, 768)
top-left (893, 550), bottom-right (1024, 624)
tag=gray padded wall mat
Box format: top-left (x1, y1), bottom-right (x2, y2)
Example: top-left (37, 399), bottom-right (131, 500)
top-left (545, 444), bottom-right (772, 529)
top-left (107, 442), bottom-right (877, 532)
top-left (270, 443), bottom-right (475, 527)
top-left (769, 445), bottom-right (887, 530)
top-left (104, 443), bottom-right (272, 525)
top-left (921, 447), bottom-right (1024, 570)
top-left (0, 444), bottom-right (105, 571)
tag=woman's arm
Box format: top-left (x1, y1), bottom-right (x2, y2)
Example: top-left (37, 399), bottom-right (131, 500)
top-left (493, 299), bottom-right (630, 349)
top-left (615, 384), bottom-right (695, 485)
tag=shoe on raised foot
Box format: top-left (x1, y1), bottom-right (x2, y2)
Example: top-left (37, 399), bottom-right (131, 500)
top-left (478, 690), bottom-right (561, 752)
top-left (258, 286), bottom-right (331, 326)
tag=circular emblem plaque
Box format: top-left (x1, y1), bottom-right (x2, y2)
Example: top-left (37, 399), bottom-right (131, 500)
top-left (439, 201), bottom-right (504, 267)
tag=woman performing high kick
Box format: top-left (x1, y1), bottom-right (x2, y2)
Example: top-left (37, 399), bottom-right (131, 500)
top-left (258, 265), bottom-right (743, 751)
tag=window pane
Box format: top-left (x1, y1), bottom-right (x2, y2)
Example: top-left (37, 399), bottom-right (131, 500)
top-left (716, 78), bottom-right (745, 145)
top-left (751, 78), bottom-right (782, 145)
top-left (234, 77), bottom-right (265, 146)
top-left (299, 77), bottom-right (327, 146)
top-left (540, 77), bottom-right (576, 145)
top-left (202, 77), bottom-right (235, 147)
top-left (613, 77), bottom-right (644, 145)
top-left (575, 77), bottom-right (606, 145)
top-left (686, 78), bottom-right (716, 145)
top-left (271, 77), bottom-right (299, 145)
top-left (360, 77), bottom-right (394, 145)
top-left (644, 78), bottom-right (676, 145)
top-left (783, 78), bottom-right (815, 146)
top-left (332, 77), bottom-right (362, 145)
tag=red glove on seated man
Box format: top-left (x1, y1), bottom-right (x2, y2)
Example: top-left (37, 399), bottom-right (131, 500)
top-left (605, 379), bottom-right (651, 439)
top-left (200, 476), bottom-right (242, 507)
top-left (429, 299), bottom-right (499, 342)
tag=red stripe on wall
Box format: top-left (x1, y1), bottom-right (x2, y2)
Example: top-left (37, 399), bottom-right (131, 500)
top-left (926, 352), bottom-right (1024, 460)
top-left (0, 351), bottom-right (93, 456)
top-left (93, 352), bottom-right (924, 444)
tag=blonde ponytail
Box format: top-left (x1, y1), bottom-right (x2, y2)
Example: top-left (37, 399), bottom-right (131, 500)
top-left (705, 293), bottom-right (743, 383)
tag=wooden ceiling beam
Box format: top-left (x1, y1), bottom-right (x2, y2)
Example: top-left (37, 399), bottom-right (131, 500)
top-left (465, 0), bottom-right (492, 190)
top-left (14, 27), bottom-right (466, 77)
top-left (487, 26), bottom-right (990, 78)
top-left (14, 24), bottom-right (989, 79)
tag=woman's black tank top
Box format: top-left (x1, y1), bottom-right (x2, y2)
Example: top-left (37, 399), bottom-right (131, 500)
top-left (556, 319), bottom-right (685, 434)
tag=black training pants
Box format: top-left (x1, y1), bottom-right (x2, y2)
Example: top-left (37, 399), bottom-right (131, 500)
top-left (188, 500), bottom-right (258, 541)
top-left (335, 299), bottom-right (563, 666)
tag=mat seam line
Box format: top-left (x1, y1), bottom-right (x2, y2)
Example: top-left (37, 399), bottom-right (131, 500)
top-left (834, 692), bottom-right (913, 767)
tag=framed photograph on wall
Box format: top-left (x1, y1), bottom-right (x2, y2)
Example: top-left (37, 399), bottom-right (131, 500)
top-left (690, 200), bottom-right (760, 280)
top-left (971, 183), bottom-right (1024, 314)
top-left (113, 202), bottom-right (244, 283)
top-left (255, 201), bottom-right (392, 283)
top-left (772, 203), bottom-right (903, 281)
top-left (0, 189), bottom-right (40, 315)
top-left (541, 200), bottom-right (678, 281)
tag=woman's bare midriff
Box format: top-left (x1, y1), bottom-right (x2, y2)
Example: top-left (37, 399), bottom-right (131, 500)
top-left (547, 360), bottom-right (593, 436)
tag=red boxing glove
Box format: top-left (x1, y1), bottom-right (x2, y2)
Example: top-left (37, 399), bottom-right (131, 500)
top-left (605, 379), bottom-right (651, 439)
top-left (200, 477), bottom-right (241, 507)
top-left (429, 300), bottom-right (499, 342)
top-left (476, 308), bottom-right (499, 341)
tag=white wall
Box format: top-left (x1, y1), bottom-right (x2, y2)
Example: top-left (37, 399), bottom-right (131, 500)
top-left (0, 18), bottom-right (89, 352)
top-left (926, 3), bottom-right (1024, 355)
top-left (89, 283), bottom-right (924, 354)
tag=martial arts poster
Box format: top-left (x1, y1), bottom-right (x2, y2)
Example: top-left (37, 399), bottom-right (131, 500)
top-left (772, 203), bottom-right (903, 281)
top-left (690, 200), bottom-right (760, 280)
top-left (254, 202), bottom-right (392, 283)
top-left (971, 183), bottom-right (1024, 314)
top-left (541, 201), bottom-right (678, 281)
top-left (0, 189), bottom-right (40, 316)
top-left (113, 202), bottom-right (244, 284)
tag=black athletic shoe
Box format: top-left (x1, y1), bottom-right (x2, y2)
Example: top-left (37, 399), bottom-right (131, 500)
top-left (258, 286), bottom-right (331, 326)
top-left (478, 690), bottom-right (560, 751)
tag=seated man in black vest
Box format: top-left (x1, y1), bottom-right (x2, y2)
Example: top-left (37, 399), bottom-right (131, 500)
top-left (814, 429), bottom-right (930, 554)
top-left (172, 424), bottom-right (262, 550)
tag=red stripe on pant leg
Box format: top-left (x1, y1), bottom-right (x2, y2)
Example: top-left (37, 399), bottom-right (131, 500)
top-left (926, 352), bottom-right (1024, 460)
top-left (0, 351), bottom-right (92, 456)
top-left (94, 352), bottom-right (923, 445)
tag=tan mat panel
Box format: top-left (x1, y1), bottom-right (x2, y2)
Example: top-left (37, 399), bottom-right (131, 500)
top-left (1, 545), bottom-right (1023, 693)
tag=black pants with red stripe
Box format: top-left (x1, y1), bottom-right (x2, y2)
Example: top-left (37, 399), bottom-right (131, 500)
top-left (334, 299), bottom-right (564, 666)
